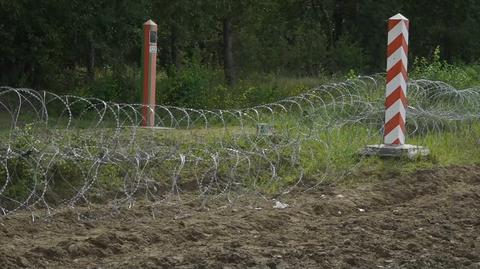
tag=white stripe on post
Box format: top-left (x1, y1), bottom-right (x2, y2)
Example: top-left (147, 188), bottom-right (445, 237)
top-left (384, 14), bottom-right (409, 145)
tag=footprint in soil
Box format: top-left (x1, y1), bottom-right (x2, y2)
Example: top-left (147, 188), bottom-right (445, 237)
top-left (55, 238), bottom-right (112, 258)
top-left (87, 232), bottom-right (124, 256)
top-left (87, 231), bottom-right (123, 249)
top-left (29, 245), bottom-right (67, 261)
top-left (183, 227), bottom-right (210, 242)
top-left (215, 249), bottom-right (257, 268)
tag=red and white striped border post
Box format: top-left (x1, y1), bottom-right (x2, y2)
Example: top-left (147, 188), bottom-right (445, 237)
top-left (142, 20), bottom-right (158, 127)
top-left (384, 14), bottom-right (409, 145)
top-left (361, 14), bottom-right (429, 158)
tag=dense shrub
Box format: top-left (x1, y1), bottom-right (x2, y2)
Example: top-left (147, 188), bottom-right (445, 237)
top-left (411, 47), bottom-right (480, 88)
top-left (157, 63), bottom-right (223, 108)
top-left (156, 64), bottom-right (333, 109)
top-left (328, 35), bottom-right (367, 73)
top-left (79, 65), bottom-right (141, 103)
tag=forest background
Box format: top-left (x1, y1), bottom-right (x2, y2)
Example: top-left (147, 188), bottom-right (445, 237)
top-left (1, 0), bottom-right (479, 108)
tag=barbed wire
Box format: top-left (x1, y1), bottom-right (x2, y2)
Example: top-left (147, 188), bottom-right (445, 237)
top-left (1, 76), bottom-right (479, 217)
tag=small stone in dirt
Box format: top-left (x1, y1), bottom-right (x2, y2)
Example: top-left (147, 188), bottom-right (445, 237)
top-left (273, 201), bottom-right (289, 209)
top-left (172, 255), bottom-right (184, 263)
top-left (174, 214), bottom-right (192, 220)
top-left (358, 208), bottom-right (365, 212)
top-left (336, 194), bottom-right (345, 198)
top-left (67, 244), bottom-right (79, 256)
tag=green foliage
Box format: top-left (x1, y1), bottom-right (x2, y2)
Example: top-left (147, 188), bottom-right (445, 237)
top-left (0, 157), bottom-right (37, 202)
top-left (157, 65), bottom-right (333, 109)
top-left (1, 125), bottom-right (39, 201)
top-left (4, 1), bottom-right (480, 100)
top-left (157, 63), bottom-right (223, 108)
top-left (0, 0), bottom-right (149, 94)
top-left (345, 69), bottom-right (360, 80)
top-left (411, 46), bottom-right (480, 88)
top-left (236, 75), bottom-right (331, 106)
top-left (328, 35), bottom-right (367, 73)
top-left (80, 65), bottom-right (141, 102)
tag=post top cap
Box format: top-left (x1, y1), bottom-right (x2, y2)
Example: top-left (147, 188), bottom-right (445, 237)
top-left (389, 13), bottom-right (408, 21)
top-left (144, 19), bottom-right (157, 26)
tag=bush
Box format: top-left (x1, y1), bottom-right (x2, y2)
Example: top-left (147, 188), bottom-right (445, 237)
top-left (157, 63), bottom-right (224, 108)
top-left (79, 65), bottom-right (141, 103)
top-left (411, 46), bottom-right (480, 88)
top-left (156, 63), bottom-right (334, 109)
top-left (328, 35), bottom-right (367, 73)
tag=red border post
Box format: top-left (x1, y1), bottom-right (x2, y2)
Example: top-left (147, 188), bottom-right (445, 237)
top-left (142, 20), bottom-right (158, 127)
top-left (384, 14), bottom-right (409, 145)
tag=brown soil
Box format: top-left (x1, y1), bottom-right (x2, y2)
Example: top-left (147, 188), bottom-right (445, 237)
top-left (1, 166), bottom-right (480, 269)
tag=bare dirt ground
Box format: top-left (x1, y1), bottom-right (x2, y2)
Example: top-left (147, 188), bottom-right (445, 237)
top-left (1, 166), bottom-right (480, 269)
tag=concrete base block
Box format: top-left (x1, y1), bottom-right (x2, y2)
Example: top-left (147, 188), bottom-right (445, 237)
top-left (256, 123), bottom-right (273, 136)
top-left (360, 144), bottom-right (430, 159)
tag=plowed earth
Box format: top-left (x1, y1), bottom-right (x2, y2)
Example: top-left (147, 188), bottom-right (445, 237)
top-left (1, 166), bottom-right (480, 269)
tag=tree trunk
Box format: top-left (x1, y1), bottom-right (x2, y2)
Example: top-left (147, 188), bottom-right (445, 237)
top-left (332, 0), bottom-right (344, 45)
top-left (223, 17), bottom-right (235, 87)
top-left (170, 24), bottom-right (183, 71)
top-left (313, 0), bottom-right (334, 48)
top-left (87, 32), bottom-right (95, 81)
